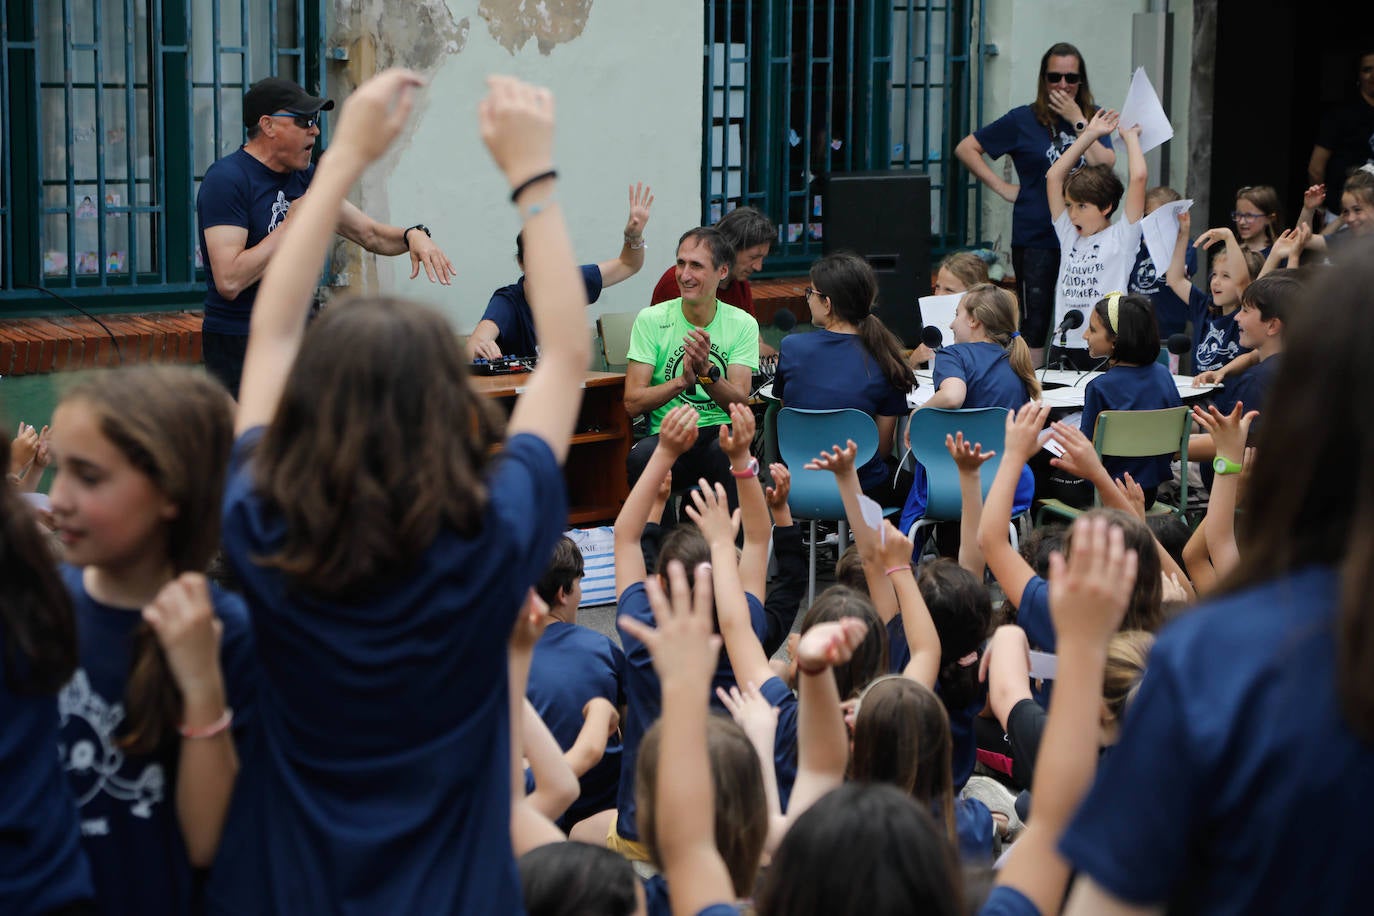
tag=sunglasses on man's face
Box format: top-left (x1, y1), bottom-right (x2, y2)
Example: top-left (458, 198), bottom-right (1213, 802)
top-left (270, 111), bottom-right (320, 130)
top-left (1046, 72), bottom-right (1081, 85)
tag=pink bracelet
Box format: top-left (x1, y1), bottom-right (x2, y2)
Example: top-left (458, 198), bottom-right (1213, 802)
top-left (179, 707), bottom-right (233, 740)
top-left (885, 564), bottom-right (911, 577)
top-left (730, 457), bottom-right (759, 479)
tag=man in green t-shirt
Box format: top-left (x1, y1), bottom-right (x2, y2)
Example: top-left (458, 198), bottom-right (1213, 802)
top-left (624, 226), bottom-right (760, 511)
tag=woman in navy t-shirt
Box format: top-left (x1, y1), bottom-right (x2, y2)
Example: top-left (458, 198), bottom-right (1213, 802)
top-left (774, 252), bottom-right (914, 503)
top-left (955, 42), bottom-right (1114, 362)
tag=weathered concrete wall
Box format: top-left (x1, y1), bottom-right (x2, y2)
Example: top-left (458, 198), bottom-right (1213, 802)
top-left (324, 0), bottom-right (701, 336)
top-left (972, 0), bottom-right (1195, 250)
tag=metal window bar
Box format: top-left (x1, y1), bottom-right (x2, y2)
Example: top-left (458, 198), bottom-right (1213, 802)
top-left (2, 0), bottom-right (315, 310)
top-left (702, 0), bottom-right (984, 274)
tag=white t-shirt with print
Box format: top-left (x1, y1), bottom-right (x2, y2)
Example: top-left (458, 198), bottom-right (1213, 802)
top-left (1051, 211), bottom-right (1144, 349)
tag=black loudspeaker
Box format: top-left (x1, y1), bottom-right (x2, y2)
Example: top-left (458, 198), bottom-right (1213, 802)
top-left (823, 172), bottom-right (932, 347)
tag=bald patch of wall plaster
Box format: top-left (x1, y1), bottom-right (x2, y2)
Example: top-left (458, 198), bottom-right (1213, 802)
top-left (479, 0), bottom-right (593, 56)
top-left (327, 0), bottom-right (470, 295)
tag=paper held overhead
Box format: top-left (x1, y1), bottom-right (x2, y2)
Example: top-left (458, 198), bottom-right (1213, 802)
top-left (1119, 67), bottom-right (1173, 155)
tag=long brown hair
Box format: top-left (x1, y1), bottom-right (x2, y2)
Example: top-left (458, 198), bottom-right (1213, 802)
top-left (62, 366), bottom-right (234, 754)
top-left (1225, 243), bottom-right (1374, 737)
top-left (796, 585), bottom-right (888, 699)
top-left (637, 715), bottom-right (768, 897)
top-left (960, 283), bottom-right (1042, 400)
top-left (1065, 508), bottom-right (1163, 635)
top-left (254, 296), bottom-right (502, 598)
top-left (1031, 42), bottom-right (1099, 130)
top-left (0, 433), bottom-right (78, 694)
top-left (810, 252), bottom-right (916, 393)
top-left (851, 676), bottom-right (958, 846)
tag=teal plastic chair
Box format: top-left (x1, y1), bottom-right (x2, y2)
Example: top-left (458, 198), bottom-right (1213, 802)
top-left (1036, 406), bottom-right (1191, 523)
top-left (777, 407), bottom-right (885, 605)
top-left (905, 407), bottom-right (1023, 551)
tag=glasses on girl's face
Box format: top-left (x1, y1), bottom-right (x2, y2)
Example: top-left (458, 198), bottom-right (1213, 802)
top-left (1046, 72), bottom-right (1081, 85)
top-left (270, 111), bottom-right (320, 130)
top-left (803, 286), bottom-right (825, 300)
top-left (1231, 211), bottom-right (1266, 222)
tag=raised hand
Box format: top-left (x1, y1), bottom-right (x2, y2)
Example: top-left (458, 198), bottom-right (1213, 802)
top-left (1112, 472), bottom-right (1147, 521)
top-left (1192, 226), bottom-right (1238, 251)
top-left (10, 422), bottom-right (39, 475)
top-left (804, 440), bottom-right (858, 476)
top-left (719, 402), bottom-right (756, 464)
top-left (1085, 107), bottom-right (1120, 139)
top-left (1004, 401), bottom-right (1052, 465)
top-left (1191, 402), bottom-right (1257, 463)
top-left (1047, 420), bottom-right (1104, 480)
top-left (877, 520), bottom-right (915, 572)
top-left (624, 182), bottom-right (654, 238)
top-left (478, 74), bottom-right (555, 189)
top-left (684, 479), bottom-right (741, 547)
top-left (764, 463), bottom-right (791, 511)
top-left (1176, 209), bottom-right (1191, 238)
top-left (331, 69), bottom-right (426, 168)
top-left (946, 431), bottom-right (996, 475)
top-left (1047, 516), bottom-right (1138, 647)
top-left (795, 618), bottom-right (871, 674)
top-left (618, 560), bottom-right (721, 689)
top-left (715, 681), bottom-right (780, 746)
top-left (657, 404), bottom-right (700, 457)
top-left (142, 574), bottom-right (225, 701)
top-left (1303, 184), bottom-right (1326, 211)
top-left (1118, 123), bottom-right (1143, 144)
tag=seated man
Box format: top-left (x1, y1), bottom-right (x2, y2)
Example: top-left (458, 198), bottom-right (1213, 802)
top-left (467, 183), bottom-right (653, 359)
top-left (650, 206), bottom-right (776, 355)
top-left (625, 227), bottom-right (760, 510)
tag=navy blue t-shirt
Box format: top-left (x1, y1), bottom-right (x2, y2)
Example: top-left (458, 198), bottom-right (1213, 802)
top-left (526, 619), bottom-right (625, 827)
top-left (974, 105), bottom-right (1113, 250)
top-left (759, 675), bottom-right (800, 810)
top-left (1017, 577), bottom-right (1055, 708)
top-left (196, 148), bottom-right (314, 335)
top-left (933, 341), bottom-right (1029, 410)
top-left (978, 885), bottom-right (1042, 916)
top-left (615, 581), bottom-right (769, 840)
top-left (1208, 353), bottom-right (1280, 420)
top-left (1061, 566), bottom-right (1374, 914)
top-left (58, 565), bottom-right (255, 916)
top-left (885, 619), bottom-right (985, 791)
top-left (1080, 362), bottom-right (1182, 489)
top-left (0, 631), bottom-right (93, 915)
top-left (1187, 286), bottom-right (1248, 374)
top-left (482, 264), bottom-right (603, 358)
top-left (1128, 238), bottom-right (1191, 338)
top-left (208, 430), bottom-right (566, 915)
top-left (774, 328), bottom-right (910, 490)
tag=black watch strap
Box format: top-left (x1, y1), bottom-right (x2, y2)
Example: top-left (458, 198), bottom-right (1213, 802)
top-left (403, 224), bottom-right (431, 246)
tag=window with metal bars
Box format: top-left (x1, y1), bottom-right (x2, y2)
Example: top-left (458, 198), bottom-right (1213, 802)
top-left (702, 0), bottom-right (985, 274)
top-left (1, 0), bottom-right (322, 313)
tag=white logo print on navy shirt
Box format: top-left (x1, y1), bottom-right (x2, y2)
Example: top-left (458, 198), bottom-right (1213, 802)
top-left (268, 190), bottom-right (290, 232)
top-left (58, 669), bottom-right (166, 835)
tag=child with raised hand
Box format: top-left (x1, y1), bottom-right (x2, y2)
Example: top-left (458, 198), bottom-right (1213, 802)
top-left (1188, 403), bottom-right (1256, 584)
top-left (1045, 112), bottom-right (1147, 366)
top-left (1166, 210), bottom-right (1264, 374)
top-left (44, 365), bottom-right (252, 916)
top-left (207, 71), bottom-right (589, 914)
top-left (7, 422), bottom-right (51, 493)
top-left (0, 433), bottom-right (93, 916)
top-left (760, 463), bottom-right (808, 658)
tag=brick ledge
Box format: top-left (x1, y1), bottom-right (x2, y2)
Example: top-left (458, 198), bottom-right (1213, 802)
top-left (0, 312), bottom-right (203, 376)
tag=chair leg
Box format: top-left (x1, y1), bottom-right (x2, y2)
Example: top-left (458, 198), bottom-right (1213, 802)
top-left (837, 520), bottom-right (848, 567)
top-left (807, 520), bottom-right (817, 608)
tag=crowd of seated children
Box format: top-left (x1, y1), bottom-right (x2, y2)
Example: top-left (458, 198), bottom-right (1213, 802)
top-left (8, 62), bottom-right (1374, 916)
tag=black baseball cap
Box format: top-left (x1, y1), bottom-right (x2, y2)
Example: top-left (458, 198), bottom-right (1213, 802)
top-left (243, 77), bottom-right (334, 127)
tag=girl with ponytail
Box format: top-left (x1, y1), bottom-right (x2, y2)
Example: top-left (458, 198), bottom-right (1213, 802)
top-left (774, 251), bottom-right (916, 502)
top-left (47, 365), bottom-right (255, 915)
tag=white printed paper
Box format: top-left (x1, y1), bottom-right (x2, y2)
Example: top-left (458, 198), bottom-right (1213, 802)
top-left (857, 493), bottom-right (886, 545)
top-left (917, 292), bottom-right (964, 339)
top-left (1119, 67), bottom-right (1173, 155)
top-left (1141, 199), bottom-right (1193, 283)
top-left (1029, 650), bottom-right (1058, 681)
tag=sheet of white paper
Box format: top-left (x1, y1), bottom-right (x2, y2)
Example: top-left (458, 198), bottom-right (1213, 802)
top-left (907, 384), bottom-right (935, 408)
top-left (1140, 199), bottom-right (1193, 281)
top-left (917, 292), bottom-right (965, 343)
top-left (21, 492), bottom-right (51, 512)
top-left (857, 493), bottom-right (886, 545)
top-left (1029, 650), bottom-right (1058, 681)
top-left (1119, 67), bottom-right (1173, 155)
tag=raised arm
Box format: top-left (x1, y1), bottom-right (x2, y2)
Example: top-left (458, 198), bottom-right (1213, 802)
top-left (1164, 210), bottom-right (1195, 302)
top-left (1194, 226), bottom-right (1250, 285)
top-left (1119, 125), bottom-right (1147, 224)
top-left (881, 523), bottom-right (941, 687)
top-left (596, 183), bottom-right (653, 287)
top-left (142, 574), bottom-right (238, 867)
top-left (715, 682), bottom-right (785, 847)
top-left (947, 431), bottom-right (995, 576)
top-left (1191, 404), bottom-right (1256, 581)
top-left (1047, 108), bottom-right (1119, 221)
top-left (720, 403), bottom-right (769, 598)
top-left (236, 70), bottom-right (427, 434)
top-left (1000, 516), bottom-right (1138, 915)
top-left (617, 563), bottom-right (736, 916)
top-left (484, 78), bottom-right (592, 462)
top-left (805, 440), bottom-right (894, 620)
top-left (613, 404), bottom-right (698, 597)
top-left (977, 402), bottom-right (1050, 610)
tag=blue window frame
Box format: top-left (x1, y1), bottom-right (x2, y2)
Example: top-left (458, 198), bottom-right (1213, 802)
top-left (1, 0), bottom-right (324, 314)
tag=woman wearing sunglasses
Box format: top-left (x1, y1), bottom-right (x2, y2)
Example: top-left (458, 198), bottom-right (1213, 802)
top-left (955, 42), bottom-right (1114, 366)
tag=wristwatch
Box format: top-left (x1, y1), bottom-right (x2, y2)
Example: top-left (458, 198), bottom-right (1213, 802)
top-left (403, 224), bottom-right (431, 246)
top-left (696, 366), bottom-right (721, 387)
top-left (1212, 456), bottom-right (1243, 476)
top-left (1073, 118), bottom-right (1088, 133)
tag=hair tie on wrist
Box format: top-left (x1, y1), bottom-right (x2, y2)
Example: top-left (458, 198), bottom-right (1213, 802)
top-left (179, 707), bottom-right (233, 739)
top-left (884, 564), bottom-right (910, 577)
top-left (956, 651), bottom-right (980, 668)
top-left (509, 168), bottom-right (558, 203)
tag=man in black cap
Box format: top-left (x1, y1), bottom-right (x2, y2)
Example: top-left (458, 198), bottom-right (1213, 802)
top-left (196, 76), bottom-right (455, 397)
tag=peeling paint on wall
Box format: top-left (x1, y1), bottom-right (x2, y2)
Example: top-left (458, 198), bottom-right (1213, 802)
top-left (326, 0), bottom-right (470, 295)
top-left (479, 0), bottom-right (593, 56)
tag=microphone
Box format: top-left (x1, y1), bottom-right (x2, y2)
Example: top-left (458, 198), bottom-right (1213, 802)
top-left (773, 309), bottom-right (798, 333)
top-left (1166, 333), bottom-right (1192, 356)
top-left (1055, 309), bottom-right (1084, 345)
top-left (921, 325), bottom-right (944, 350)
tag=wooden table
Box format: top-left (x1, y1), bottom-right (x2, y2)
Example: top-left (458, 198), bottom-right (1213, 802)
top-left (470, 370), bottom-right (632, 526)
